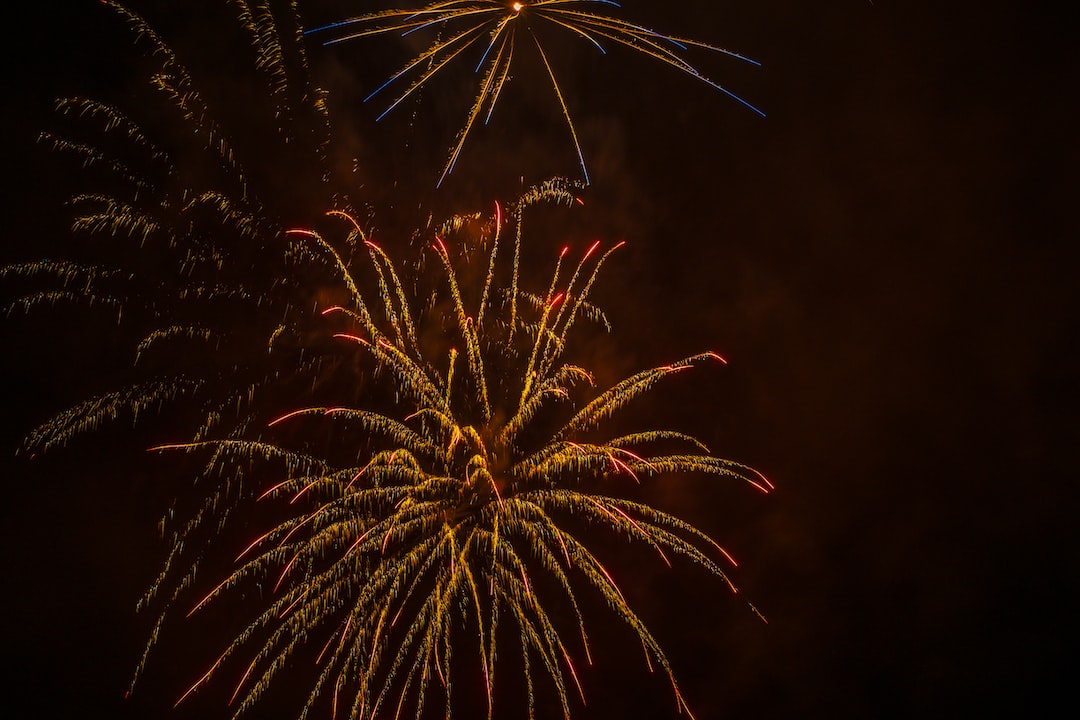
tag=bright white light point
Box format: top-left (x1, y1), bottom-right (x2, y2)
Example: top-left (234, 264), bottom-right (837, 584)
top-left (512, 2), bottom-right (523, 12)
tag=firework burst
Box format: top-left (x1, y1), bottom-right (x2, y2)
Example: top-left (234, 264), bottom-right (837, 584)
top-left (6, 0), bottom-right (362, 456)
top-left (147, 186), bottom-right (771, 720)
top-left (6, 2), bottom-right (770, 719)
top-left (307, 1), bottom-right (763, 185)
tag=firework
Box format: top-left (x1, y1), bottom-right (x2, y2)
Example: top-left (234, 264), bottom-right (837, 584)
top-left (148, 187), bottom-right (771, 720)
top-left (8, 0), bottom-right (361, 457)
top-left (307, 1), bottom-right (764, 186)
top-left (13, 181), bottom-right (772, 719)
top-left (6, 2), bottom-right (770, 718)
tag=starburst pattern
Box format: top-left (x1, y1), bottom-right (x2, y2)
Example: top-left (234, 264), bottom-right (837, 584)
top-left (5, 2), bottom-right (769, 719)
top-left (308, 1), bottom-right (763, 185)
top-left (142, 193), bottom-right (772, 720)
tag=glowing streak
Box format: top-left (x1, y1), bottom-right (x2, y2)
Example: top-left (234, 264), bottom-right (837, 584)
top-left (475, 15), bottom-right (514, 71)
top-left (698, 351), bottom-right (726, 365)
top-left (257, 479), bottom-right (291, 501)
top-left (382, 519), bottom-right (397, 554)
top-left (229, 658), bottom-right (258, 706)
top-left (531, 32), bottom-right (589, 184)
top-left (175, 652), bottom-right (226, 707)
top-left (278, 590), bottom-right (307, 619)
top-left (187, 576), bottom-right (233, 617)
top-left (746, 477), bottom-right (771, 494)
top-left (276, 515), bottom-right (318, 550)
top-left (326, 209), bottom-right (367, 239)
top-left (593, 556), bottom-right (623, 600)
top-left (752, 467), bottom-right (776, 490)
top-left (268, 408), bottom-right (312, 426)
top-left (274, 552), bottom-right (302, 592)
top-left (614, 447), bottom-right (656, 473)
top-left (147, 442), bottom-right (197, 453)
top-left (610, 455), bottom-right (639, 483)
top-left (289, 478), bottom-right (321, 504)
top-left (548, 9), bottom-right (765, 116)
top-left (374, 26), bottom-right (492, 122)
top-left (235, 530), bottom-right (275, 562)
top-left (540, 12), bottom-right (607, 54)
top-left (483, 30), bottom-right (514, 124)
top-left (437, 30), bottom-right (512, 186)
top-left (713, 543), bottom-right (738, 567)
top-left (612, 504), bottom-right (670, 566)
top-left (315, 620), bottom-right (345, 666)
top-left (345, 528), bottom-right (376, 558)
top-left (561, 645), bottom-right (586, 705)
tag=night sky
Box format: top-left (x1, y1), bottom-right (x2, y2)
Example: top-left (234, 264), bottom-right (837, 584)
top-left (2, 1), bottom-right (1077, 718)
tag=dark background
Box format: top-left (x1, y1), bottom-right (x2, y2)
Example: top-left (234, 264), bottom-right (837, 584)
top-left (2, 1), bottom-right (1077, 718)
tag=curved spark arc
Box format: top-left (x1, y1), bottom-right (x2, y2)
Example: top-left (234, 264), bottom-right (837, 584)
top-left (530, 30), bottom-right (590, 184)
top-left (307, 1), bottom-right (762, 185)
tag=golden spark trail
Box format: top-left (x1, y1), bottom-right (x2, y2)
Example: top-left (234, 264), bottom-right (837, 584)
top-left (308, 0), bottom-right (763, 184)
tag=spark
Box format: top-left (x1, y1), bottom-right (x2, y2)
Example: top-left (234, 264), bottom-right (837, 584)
top-left (307, 0), bottom-right (763, 184)
top-left (155, 197), bottom-right (769, 718)
top-left (9, 2), bottom-right (772, 718)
